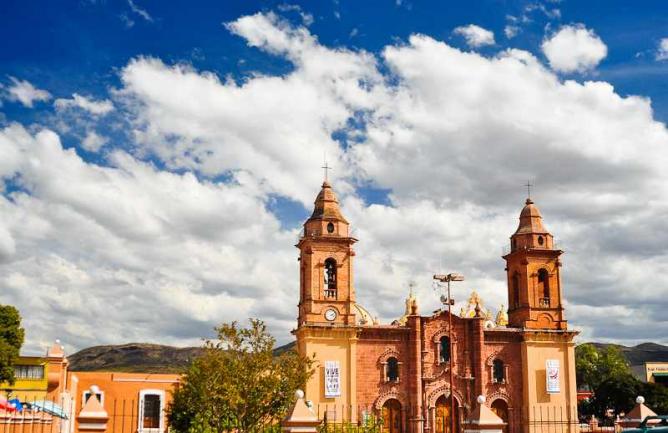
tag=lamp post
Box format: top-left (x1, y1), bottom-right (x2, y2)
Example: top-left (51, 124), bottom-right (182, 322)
top-left (433, 273), bottom-right (465, 433)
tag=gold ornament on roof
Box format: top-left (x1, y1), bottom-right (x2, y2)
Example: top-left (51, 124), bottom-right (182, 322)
top-left (462, 290), bottom-right (490, 319)
top-left (395, 284), bottom-right (418, 326)
top-left (495, 304), bottom-right (509, 327)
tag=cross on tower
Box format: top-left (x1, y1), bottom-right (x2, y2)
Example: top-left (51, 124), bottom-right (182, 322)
top-left (525, 180), bottom-right (533, 199)
top-left (322, 161), bottom-right (332, 181)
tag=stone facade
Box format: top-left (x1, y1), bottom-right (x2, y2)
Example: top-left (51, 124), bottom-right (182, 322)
top-left (296, 182), bottom-right (579, 433)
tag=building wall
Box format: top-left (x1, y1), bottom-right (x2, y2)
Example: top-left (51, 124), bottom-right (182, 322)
top-left (644, 362), bottom-right (668, 384)
top-left (70, 371), bottom-right (180, 433)
top-left (296, 326), bottom-right (358, 422)
top-left (520, 334), bottom-right (578, 433)
top-left (355, 327), bottom-right (409, 410)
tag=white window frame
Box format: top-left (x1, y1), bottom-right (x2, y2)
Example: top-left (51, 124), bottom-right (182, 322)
top-left (138, 389), bottom-right (165, 433)
top-left (82, 390), bottom-right (105, 405)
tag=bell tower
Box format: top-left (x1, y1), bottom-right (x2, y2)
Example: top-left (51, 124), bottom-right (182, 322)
top-left (296, 180), bottom-right (357, 326)
top-left (503, 198), bottom-right (567, 330)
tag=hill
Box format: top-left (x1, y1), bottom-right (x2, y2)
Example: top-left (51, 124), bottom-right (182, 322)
top-left (68, 341), bottom-right (665, 373)
top-left (589, 342), bottom-right (668, 366)
top-left (68, 341), bottom-right (297, 373)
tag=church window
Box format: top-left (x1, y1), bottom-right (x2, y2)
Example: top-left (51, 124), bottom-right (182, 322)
top-left (386, 357), bottom-right (399, 382)
top-left (324, 258), bottom-right (337, 298)
top-left (538, 268), bottom-right (550, 306)
top-left (327, 222), bottom-right (335, 233)
top-left (439, 336), bottom-right (450, 363)
top-left (493, 359), bottom-right (505, 383)
top-left (538, 235), bottom-right (544, 246)
top-left (512, 273), bottom-right (520, 308)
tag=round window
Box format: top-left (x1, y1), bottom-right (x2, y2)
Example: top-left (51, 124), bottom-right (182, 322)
top-left (538, 236), bottom-right (544, 245)
top-left (327, 222), bottom-right (335, 233)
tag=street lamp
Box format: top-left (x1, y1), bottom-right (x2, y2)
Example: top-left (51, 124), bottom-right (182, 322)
top-left (433, 273), bottom-right (465, 433)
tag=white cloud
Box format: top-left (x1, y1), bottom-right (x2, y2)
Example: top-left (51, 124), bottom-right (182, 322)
top-left (3, 12), bottom-right (668, 352)
top-left (5, 77), bottom-right (51, 107)
top-left (542, 24), bottom-right (608, 73)
top-left (656, 38), bottom-right (668, 61)
top-left (82, 131), bottom-right (108, 152)
top-left (504, 25), bottom-right (519, 39)
top-left (118, 12), bottom-right (385, 205)
top-left (453, 24), bottom-right (495, 48)
top-left (127, 0), bottom-right (152, 22)
top-left (54, 93), bottom-right (114, 115)
top-left (0, 123), bottom-right (296, 352)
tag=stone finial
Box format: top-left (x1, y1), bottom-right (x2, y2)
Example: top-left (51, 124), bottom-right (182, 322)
top-left (463, 395), bottom-right (505, 433)
top-left (282, 390), bottom-right (321, 433)
top-left (78, 386), bottom-right (109, 431)
top-left (46, 339), bottom-right (65, 358)
top-left (619, 396), bottom-right (657, 429)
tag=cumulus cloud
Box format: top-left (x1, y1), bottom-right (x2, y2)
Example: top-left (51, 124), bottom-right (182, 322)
top-left (453, 24), bottom-right (495, 48)
top-left (118, 12), bottom-right (384, 205)
top-left (656, 38), bottom-right (668, 61)
top-left (0, 123), bottom-right (297, 352)
top-left (54, 93), bottom-right (114, 115)
top-left (5, 77), bottom-right (51, 107)
top-left (2, 11), bottom-right (668, 352)
top-left (542, 24), bottom-right (608, 73)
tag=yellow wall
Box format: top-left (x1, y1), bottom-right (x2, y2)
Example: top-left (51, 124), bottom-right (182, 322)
top-left (645, 362), bottom-right (668, 383)
top-left (521, 335), bottom-right (578, 433)
top-left (0, 356), bottom-right (49, 401)
top-left (297, 326), bottom-right (357, 422)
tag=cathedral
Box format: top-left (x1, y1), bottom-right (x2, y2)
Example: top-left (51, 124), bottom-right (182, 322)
top-left (294, 180), bottom-right (579, 433)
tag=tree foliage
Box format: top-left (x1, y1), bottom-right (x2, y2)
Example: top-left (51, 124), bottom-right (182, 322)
top-left (168, 319), bottom-right (314, 433)
top-left (576, 343), bottom-right (668, 419)
top-left (576, 344), bottom-right (630, 391)
top-left (0, 305), bottom-right (25, 385)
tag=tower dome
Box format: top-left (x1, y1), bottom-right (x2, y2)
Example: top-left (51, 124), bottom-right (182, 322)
top-left (515, 198), bottom-right (547, 235)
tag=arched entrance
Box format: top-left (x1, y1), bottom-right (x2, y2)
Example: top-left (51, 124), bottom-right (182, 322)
top-left (382, 399), bottom-right (403, 433)
top-left (490, 399), bottom-right (509, 433)
top-left (435, 395), bottom-right (460, 433)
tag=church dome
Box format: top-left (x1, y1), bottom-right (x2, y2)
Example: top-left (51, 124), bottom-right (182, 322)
top-left (354, 303), bottom-right (375, 326)
top-left (514, 198), bottom-right (548, 234)
top-left (309, 181), bottom-right (348, 223)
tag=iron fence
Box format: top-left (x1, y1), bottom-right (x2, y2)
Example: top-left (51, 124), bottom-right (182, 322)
top-left (0, 396), bottom-right (633, 433)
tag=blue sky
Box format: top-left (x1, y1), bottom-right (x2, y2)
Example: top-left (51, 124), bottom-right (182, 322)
top-left (2, 0), bottom-right (668, 352)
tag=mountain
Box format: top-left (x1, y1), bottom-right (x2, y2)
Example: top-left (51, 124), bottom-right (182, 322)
top-left (68, 341), bottom-right (297, 373)
top-left (589, 342), bottom-right (668, 366)
top-left (68, 341), bottom-right (666, 373)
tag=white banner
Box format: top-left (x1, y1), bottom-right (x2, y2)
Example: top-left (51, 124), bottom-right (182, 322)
top-left (546, 359), bottom-right (560, 394)
top-left (324, 360), bottom-right (341, 397)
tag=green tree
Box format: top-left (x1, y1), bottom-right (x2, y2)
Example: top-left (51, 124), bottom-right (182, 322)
top-left (576, 344), bottom-right (630, 391)
top-left (575, 343), bottom-right (668, 420)
top-left (0, 305), bottom-right (25, 385)
top-left (168, 319), bottom-right (314, 433)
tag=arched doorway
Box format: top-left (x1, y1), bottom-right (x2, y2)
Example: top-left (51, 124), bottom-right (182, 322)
top-left (435, 395), bottom-right (460, 433)
top-left (490, 399), bottom-right (509, 433)
top-left (382, 399), bottom-right (402, 433)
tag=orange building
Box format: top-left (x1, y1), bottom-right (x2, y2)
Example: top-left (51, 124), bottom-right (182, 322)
top-left (1, 343), bottom-right (179, 433)
top-left (296, 181), bottom-right (579, 433)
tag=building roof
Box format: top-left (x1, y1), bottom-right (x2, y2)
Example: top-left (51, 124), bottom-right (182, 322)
top-left (514, 198), bottom-right (548, 235)
top-left (308, 181), bottom-right (348, 223)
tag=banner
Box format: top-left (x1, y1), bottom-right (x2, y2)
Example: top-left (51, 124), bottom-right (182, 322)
top-left (324, 361), bottom-right (341, 397)
top-left (546, 359), bottom-right (560, 394)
